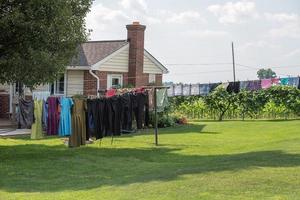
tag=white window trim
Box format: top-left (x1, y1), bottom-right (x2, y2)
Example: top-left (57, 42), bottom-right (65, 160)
top-left (107, 74), bottom-right (123, 89)
top-left (149, 74), bottom-right (156, 84)
top-left (51, 73), bottom-right (66, 96)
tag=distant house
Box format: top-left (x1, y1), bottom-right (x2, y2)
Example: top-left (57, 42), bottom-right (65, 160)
top-left (0, 22), bottom-right (168, 118)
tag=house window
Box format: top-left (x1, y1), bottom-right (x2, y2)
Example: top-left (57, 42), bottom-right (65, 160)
top-left (149, 74), bottom-right (156, 84)
top-left (107, 74), bottom-right (123, 89)
top-left (50, 74), bottom-right (65, 95)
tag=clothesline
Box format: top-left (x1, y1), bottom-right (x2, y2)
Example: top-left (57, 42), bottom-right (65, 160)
top-left (18, 86), bottom-right (169, 147)
top-left (167, 76), bottom-right (300, 97)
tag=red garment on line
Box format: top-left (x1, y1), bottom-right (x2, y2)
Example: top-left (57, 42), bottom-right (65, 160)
top-left (106, 89), bottom-right (116, 97)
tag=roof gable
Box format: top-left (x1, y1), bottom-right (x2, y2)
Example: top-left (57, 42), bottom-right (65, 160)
top-left (70, 40), bottom-right (128, 66)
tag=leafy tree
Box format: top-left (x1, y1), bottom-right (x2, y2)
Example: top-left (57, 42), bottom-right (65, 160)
top-left (266, 86), bottom-right (300, 116)
top-left (257, 68), bottom-right (277, 79)
top-left (0, 0), bottom-right (92, 88)
top-left (204, 87), bottom-right (237, 121)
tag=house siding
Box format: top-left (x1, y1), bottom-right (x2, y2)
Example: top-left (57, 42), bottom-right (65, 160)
top-left (66, 70), bottom-right (84, 97)
top-left (99, 45), bottom-right (129, 72)
top-left (143, 55), bottom-right (163, 74)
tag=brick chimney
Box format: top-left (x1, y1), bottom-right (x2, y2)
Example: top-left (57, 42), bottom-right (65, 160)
top-left (126, 22), bottom-right (146, 87)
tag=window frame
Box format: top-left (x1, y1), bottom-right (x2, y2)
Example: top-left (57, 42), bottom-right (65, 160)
top-left (107, 74), bottom-right (123, 89)
top-left (149, 74), bottom-right (156, 84)
top-left (50, 73), bottom-right (66, 95)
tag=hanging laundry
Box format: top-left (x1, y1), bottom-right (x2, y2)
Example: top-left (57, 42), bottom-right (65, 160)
top-left (32, 91), bottom-right (50, 101)
top-left (227, 82), bottom-right (240, 93)
top-left (42, 100), bottom-right (48, 132)
top-left (191, 84), bottom-right (200, 95)
top-left (86, 99), bottom-right (96, 139)
top-left (147, 88), bottom-right (155, 111)
top-left (58, 97), bottom-right (73, 136)
top-left (47, 97), bottom-right (60, 135)
top-left (108, 96), bottom-right (122, 136)
top-left (288, 77), bottom-right (300, 87)
top-left (209, 83), bottom-right (221, 92)
top-left (182, 84), bottom-right (191, 96)
top-left (156, 88), bottom-right (169, 113)
top-left (239, 81), bottom-right (250, 90)
top-left (132, 92), bottom-right (149, 129)
top-left (199, 84), bottom-right (210, 96)
top-left (69, 98), bottom-right (86, 147)
top-left (280, 78), bottom-right (289, 85)
top-left (18, 98), bottom-right (34, 129)
top-left (174, 84), bottom-right (182, 96)
top-left (271, 78), bottom-right (280, 86)
top-left (167, 86), bottom-right (174, 97)
top-left (217, 82), bottom-right (229, 90)
top-left (121, 93), bottom-right (134, 132)
top-left (261, 79), bottom-right (272, 89)
top-left (31, 100), bottom-right (43, 139)
top-left (106, 89), bottom-right (116, 97)
top-left (90, 98), bottom-right (106, 139)
top-left (248, 80), bottom-right (261, 91)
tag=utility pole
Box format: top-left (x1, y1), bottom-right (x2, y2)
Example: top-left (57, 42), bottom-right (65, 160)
top-left (231, 42), bottom-right (236, 82)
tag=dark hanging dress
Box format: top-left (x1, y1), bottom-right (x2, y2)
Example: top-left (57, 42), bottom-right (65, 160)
top-left (18, 98), bottom-right (34, 129)
top-left (47, 97), bottom-right (60, 135)
top-left (69, 99), bottom-right (86, 148)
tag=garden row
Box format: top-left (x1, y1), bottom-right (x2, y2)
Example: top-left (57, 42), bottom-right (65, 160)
top-left (166, 85), bottom-right (300, 121)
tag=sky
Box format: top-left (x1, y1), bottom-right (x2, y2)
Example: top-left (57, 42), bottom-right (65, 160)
top-left (85, 0), bottom-right (300, 83)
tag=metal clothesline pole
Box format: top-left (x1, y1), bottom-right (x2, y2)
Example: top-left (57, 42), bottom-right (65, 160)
top-left (154, 87), bottom-right (158, 146)
top-left (141, 85), bottom-right (169, 146)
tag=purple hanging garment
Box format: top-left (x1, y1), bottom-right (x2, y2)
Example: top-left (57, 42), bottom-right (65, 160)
top-left (47, 97), bottom-right (60, 135)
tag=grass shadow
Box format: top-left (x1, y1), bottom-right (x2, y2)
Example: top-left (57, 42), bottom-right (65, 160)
top-left (1, 143), bottom-right (300, 193)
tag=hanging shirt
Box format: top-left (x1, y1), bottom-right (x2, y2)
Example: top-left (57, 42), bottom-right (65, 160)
top-left (182, 84), bottom-right (191, 96)
top-left (191, 84), bottom-right (200, 95)
top-left (199, 84), bottom-right (210, 96)
top-left (271, 78), bottom-right (280, 86)
top-left (156, 88), bottom-right (169, 113)
top-left (174, 84), bottom-right (182, 96)
top-left (58, 97), bottom-right (73, 136)
top-left (167, 86), bottom-right (174, 97)
top-left (280, 78), bottom-right (289, 85)
top-left (248, 80), bottom-right (261, 91)
top-left (240, 81), bottom-right (249, 90)
top-left (288, 77), bottom-right (300, 87)
top-left (261, 79), bottom-right (272, 89)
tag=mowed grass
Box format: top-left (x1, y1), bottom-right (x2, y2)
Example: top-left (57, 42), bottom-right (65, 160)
top-left (1, 120), bottom-right (300, 200)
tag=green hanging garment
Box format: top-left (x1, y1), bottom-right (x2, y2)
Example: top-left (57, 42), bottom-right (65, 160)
top-left (156, 88), bottom-right (169, 112)
top-left (31, 100), bottom-right (44, 139)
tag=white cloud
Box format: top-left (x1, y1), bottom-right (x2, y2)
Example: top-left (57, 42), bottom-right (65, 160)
top-left (184, 30), bottom-right (228, 38)
top-left (240, 40), bottom-right (279, 51)
top-left (166, 11), bottom-right (206, 24)
top-left (269, 23), bottom-right (300, 39)
top-left (119, 0), bottom-right (147, 11)
top-left (207, 1), bottom-right (258, 24)
top-left (264, 13), bottom-right (299, 23)
top-left (266, 13), bottom-right (300, 39)
top-left (284, 49), bottom-right (300, 58)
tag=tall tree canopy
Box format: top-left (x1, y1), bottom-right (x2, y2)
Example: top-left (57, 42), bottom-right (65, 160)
top-left (257, 68), bottom-right (277, 79)
top-left (0, 0), bottom-right (92, 87)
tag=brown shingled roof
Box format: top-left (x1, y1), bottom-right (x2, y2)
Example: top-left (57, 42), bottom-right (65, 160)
top-left (70, 40), bottom-right (128, 66)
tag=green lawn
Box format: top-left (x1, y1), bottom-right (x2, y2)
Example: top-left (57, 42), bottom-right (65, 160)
top-left (1, 120), bottom-right (300, 200)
